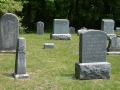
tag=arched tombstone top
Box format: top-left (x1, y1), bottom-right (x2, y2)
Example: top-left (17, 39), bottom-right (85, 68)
top-left (0, 13), bottom-right (19, 51)
top-left (1, 13), bottom-right (19, 23)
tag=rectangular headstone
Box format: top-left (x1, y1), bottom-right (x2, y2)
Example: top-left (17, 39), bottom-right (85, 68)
top-left (75, 30), bottom-right (111, 80)
top-left (44, 43), bottom-right (54, 49)
top-left (101, 19), bottom-right (114, 34)
top-left (0, 13), bottom-right (19, 51)
top-left (53, 19), bottom-right (69, 34)
top-left (37, 21), bottom-right (44, 35)
top-left (13, 37), bottom-right (29, 79)
top-left (79, 30), bottom-right (107, 63)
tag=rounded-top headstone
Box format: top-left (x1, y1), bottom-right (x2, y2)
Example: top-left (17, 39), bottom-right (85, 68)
top-left (0, 13), bottom-right (19, 51)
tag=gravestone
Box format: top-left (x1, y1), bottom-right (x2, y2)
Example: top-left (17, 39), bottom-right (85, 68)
top-left (50, 19), bottom-right (71, 40)
top-left (0, 13), bottom-right (19, 52)
top-left (69, 27), bottom-right (75, 34)
top-left (37, 21), bottom-right (44, 35)
top-left (13, 37), bottom-right (29, 79)
top-left (107, 36), bottom-right (120, 55)
top-left (44, 43), bottom-right (54, 49)
top-left (101, 19), bottom-right (114, 34)
top-left (78, 27), bottom-right (87, 35)
top-left (116, 27), bottom-right (120, 32)
top-left (75, 30), bottom-right (111, 80)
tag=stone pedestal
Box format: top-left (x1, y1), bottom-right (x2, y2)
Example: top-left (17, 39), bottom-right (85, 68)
top-left (13, 73), bottom-right (29, 79)
top-left (75, 62), bottom-right (110, 80)
top-left (50, 34), bottom-right (71, 40)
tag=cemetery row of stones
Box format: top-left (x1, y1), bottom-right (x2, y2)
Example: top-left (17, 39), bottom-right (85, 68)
top-left (0, 13), bottom-right (119, 80)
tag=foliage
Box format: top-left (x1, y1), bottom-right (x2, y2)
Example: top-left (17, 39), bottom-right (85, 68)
top-left (1, 0), bottom-right (120, 32)
top-left (0, 0), bottom-right (29, 33)
top-left (0, 0), bottom-right (22, 17)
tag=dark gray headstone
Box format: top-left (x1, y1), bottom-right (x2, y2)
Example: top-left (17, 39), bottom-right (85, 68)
top-left (0, 13), bottom-right (19, 51)
top-left (79, 30), bottom-right (107, 63)
top-left (13, 37), bottom-right (29, 79)
top-left (69, 27), bottom-right (75, 34)
top-left (75, 30), bottom-right (111, 80)
top-left (37, 21), bottom-right (44, 35)
top-left (101, 19), bottom-right (114, 34)
top-left (53, 19), bottom-right (69, 34)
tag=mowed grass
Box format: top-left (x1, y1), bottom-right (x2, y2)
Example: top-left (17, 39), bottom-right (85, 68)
top-left (0, 33), bottom-right (120, 90)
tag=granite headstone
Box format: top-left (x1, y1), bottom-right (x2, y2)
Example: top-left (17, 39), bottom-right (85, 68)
top-left (50, 19), bottom-right (71, 40)
top-left (101, 19), bottom-right (114, 34)
top-left (79, 30), bottom-right (107, 63)
top-left (75, 30), bottom-right (111, 80)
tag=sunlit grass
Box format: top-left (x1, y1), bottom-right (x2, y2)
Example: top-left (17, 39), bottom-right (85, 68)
top-left (0, 33), bottom-right (120, 90)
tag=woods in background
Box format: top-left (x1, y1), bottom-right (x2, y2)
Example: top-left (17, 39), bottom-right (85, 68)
top-left (1, 0), bottom-right (120, 33)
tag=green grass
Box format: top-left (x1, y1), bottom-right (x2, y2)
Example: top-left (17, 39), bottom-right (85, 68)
top-left (0, 33), bottom-right (120, 90)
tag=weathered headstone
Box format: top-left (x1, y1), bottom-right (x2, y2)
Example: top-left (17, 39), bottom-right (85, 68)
top-left (37, 21), bottom-right (44, 35)
top-left (69, 27), bottom-right (75, 34)
top-left (13, 37), bottom-right (29, 79)
top-left (0, 13), bottom-right (19, 52)
top-left (50, 19), bottom-right (71, 40)
top-left (101, 19), bottom-right (114, 34)
top-left (75, 30), bottom-right (111, 80)
top-left (107, 36), bottom-right (120, 55)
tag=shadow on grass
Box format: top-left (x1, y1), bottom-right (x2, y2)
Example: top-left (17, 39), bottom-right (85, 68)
top-left (61, 74), bottom-right (77, 80)
top-left (3, 73), bottom-right (14, 78)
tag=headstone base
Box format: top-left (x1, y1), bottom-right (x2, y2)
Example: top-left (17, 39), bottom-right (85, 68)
top-left (13, 73), bottom-right (29, 79)
top-left (107, 48), bottom-right (120, 52)
top-left (0, 50), bottom-right (16, 54)
top-left (50, 34), bottom-right (71, 40)
top-left (107, 52), bottom-right (120, 55)
top-left (107, 34), bottom-right (116, 39)
top-left (75, 62), bottom-right (110, 80)
top-left (44, 43), bottom-right (54, 49)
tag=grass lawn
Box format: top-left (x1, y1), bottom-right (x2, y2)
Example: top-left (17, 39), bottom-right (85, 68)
top-left (0, 32), bottom-right (120, 90)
